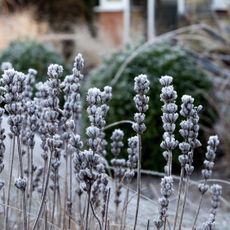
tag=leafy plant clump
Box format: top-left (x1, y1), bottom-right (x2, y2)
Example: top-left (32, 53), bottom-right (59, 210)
top-left (89, 42), bottom-right (215, 171)
top-left (0, 40), bottom-right (69, 82)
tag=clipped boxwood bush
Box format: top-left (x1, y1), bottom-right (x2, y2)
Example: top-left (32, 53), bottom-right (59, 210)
top-left (88, 42), bottom-right (216, 171)
top-left (0, 40), bottom-right (69, 81)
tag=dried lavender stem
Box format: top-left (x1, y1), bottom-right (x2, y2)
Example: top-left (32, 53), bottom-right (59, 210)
top-left (178, 176), bottom-right (190, 230)
top-left (28, 148), bottom-right (34, 227)
top-left (85, 184), bottom-right (92, 230)
top-left (192, 194), bottom-right (204, 230)
top-left (121, 187), bottom-right (129, 230)
top-left (62, 144), bottom-right (68, 229)
top-left (173, 168), bottom-right (185, 230)
top-left (104, 120), bottom-right (133, 131)
top-left (68, 153), bottom-right (73, 229)
top-left (133, 134), bottom-right (142, 230)
top-left (17, 135), bottom-right (28, 230)
top-left (51, 172), bottom-right (57, 229)
top-left (90, 201), bottom-right (102, 230)
top-left (104, 188), bottom-right (110, 230)
top-left (32, 150), bottom-right (53, 230)
top-left (4, 135), bottom-right (16, 230)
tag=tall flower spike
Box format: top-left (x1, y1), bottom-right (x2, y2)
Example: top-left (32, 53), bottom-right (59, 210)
top-left (132, 75), bottom-right (149, 230)
top-left (154, 176), bottom-right (173, 229)
top-left (159, 75), bottom-right (178, 176)
top-left (125, 136), bottom-right (138, 181)
top-left (132, 74), bottom-right (150, 134)
top-left (192, 135), bottom-right (220, 229)
top-left (203, 184), bottom-right (222, 230)
top-left (179, 95), bottom-right (202, 176)
top-left (199, 136), bottom-right (220, 194)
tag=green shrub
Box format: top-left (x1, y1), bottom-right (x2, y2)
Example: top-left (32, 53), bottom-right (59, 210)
top-left (88, 43), bottom-right (216, 171)
top-left (0, 40), bottom-right (69, 82)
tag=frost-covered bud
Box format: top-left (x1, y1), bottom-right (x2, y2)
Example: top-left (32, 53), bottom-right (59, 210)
top-left (134, 94), bottom-right (149, 113)
top-left (134, 74), bottom-right (150, 95)
top-left (111, 129), bottom-right (124, 157)
top-left (74, 53), bottom-right (84, 72)
top-left (111, 159), bottom-right (126, 178)
top-left (160, 86), bottom-right (177, 103)
top-left (102, 86), bottom-right (112, 102)
top-left (132, 113), bottom-right (146, 134)
top-left (1, 62), bottom-right (12, 71)
top-left (15, 177), bottom-right (27, 191)
top-left (160, 176), bottom-right (173, 197)
top-left (70, 134), bottom-right (83, 151)
top-left (159, 75), bottom-right (173, 86)
top-left (87, 88), bottom-right (102, 106)
top-left (206, 136), bottom-right (219, 160)
top-left (185, 163), bottom-right (194, 176)
top-left (47, 64), bottom-right (63, 79)
top-left (180, 95), bottom-right (194, 117)
top-left (198, 183), bottom-right (209, 194)
top-left (179, 142), bottom-right (190, 154)
top-left (162, 103), bottom-right (178, 114)
top-left (160, 133), bottom-right (178, 150)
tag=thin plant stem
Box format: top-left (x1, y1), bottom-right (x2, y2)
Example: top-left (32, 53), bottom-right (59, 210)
top-left (90, 201), bottom-right (102, 230)
top-left (68, 152), bottom-right (73, 229)
top-left (172, 168), bottom-right (185, 230)
top-left (133, 134), bottom-right (142, 230)
top-left (168, 151), bottom-right (172, 176)
top-left (85, 184), bottom-right (92, 230)
top-left (28, 148), bottom-right (34, 228)
top-left (104, 188), bottom-right (110, 230)
top-left (17, 135), bottom-right (28, 230)
top-left (115, 180), bottom-right (119, 223)
top-left (146, 219), bottom-right (150, 230)
top-left (57, 186), bottom-right (62, 227)
top-left (104, 120), bottom-right (133, 131)
top-left (4, 135), bottom-right (15, 230)
top-left (178, 176), bottom-right (190, 230)
top-left (121, 187), bottom-right (129, 230)
top-left (32, 149), bottom-right (53, 230)
top-left (42, 155), bottom-right (48, 195)
top-left (51, 171), bottom-right (57, 230)
top-left (192, 194), bottom-right (204, 230)
top-left (62, 145), bottom-right (68, 230)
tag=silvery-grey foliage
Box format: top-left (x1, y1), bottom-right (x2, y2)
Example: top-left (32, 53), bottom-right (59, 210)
top-left (203, 184), bottom-right (222, 230)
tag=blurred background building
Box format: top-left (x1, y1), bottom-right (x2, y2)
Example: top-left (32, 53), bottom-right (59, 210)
top-left (0, 0), bottom-right (229, 63)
